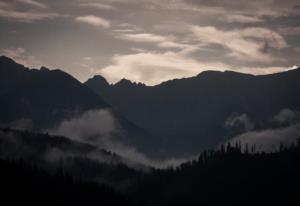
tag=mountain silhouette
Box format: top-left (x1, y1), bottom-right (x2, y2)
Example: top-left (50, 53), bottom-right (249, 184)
top-left (86, 68), bottom-right (300, 155)
top-left (0, 56), bottom-right (154, 155)
top-left (0, 56), bottom-right (109, 129)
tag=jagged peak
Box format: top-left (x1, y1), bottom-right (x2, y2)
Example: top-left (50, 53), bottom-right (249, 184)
top-left (86, 75), bottom-right (110, 87)
top-left (115, 78), bottom-right (133, 86)
top-left (40, 66), bottom-right (50, 72)
top-left (114, 78), bottom-right (146, 87)
top-left (92, 75), bottom-right (109, 82)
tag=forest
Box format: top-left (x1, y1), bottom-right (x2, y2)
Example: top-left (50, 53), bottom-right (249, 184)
top-left (1, 128), bottom-right (299, 206)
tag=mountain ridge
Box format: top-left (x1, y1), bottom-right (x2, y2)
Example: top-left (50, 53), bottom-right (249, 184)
top-left (0, 56), bottom-right (155, 157)
top-left (85, 66), bottom-right (300, 155)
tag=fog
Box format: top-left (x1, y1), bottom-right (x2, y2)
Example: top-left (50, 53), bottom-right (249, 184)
top-left (47, 109), bottom-right (192, 168)
top-left (227, 109), bottom-right (300, 152)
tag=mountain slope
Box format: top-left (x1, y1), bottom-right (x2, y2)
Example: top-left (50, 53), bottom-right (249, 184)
top-left (0, 128), bottom-right (143, 189)
top-left (0, 56), bottom-right (154, 156)
top-left (85, 68), bottom-right (300, 155)
top-left (0, 56), bottom-right (108, 129)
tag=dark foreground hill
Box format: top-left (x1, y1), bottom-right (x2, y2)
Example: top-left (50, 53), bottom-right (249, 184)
top-left (1, 128), bottom-right (299, 206)
top-left (0, 158), bottom-right (135, 206)
top-left (86, 68), bottom-right (300, 155)
top-left (130, 142), bottom-right (300, 206)
top-left (0, 128), bottom-right (144, 191)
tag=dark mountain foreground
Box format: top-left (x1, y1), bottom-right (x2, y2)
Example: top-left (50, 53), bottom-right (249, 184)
top-left (0, 128), bottom-right (144, 191)
top-left (0, 158), bottom-right (136, 206)
top-left (1, 128), bottom-right (299, 206)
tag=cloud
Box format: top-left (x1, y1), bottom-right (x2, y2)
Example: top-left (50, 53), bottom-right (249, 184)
top-left (79, 2), bottom-right (115, 10)
top-left (116, 32), bottom-right (199, 54)
top-left (16, 0), bottom-right (48, 9)
top-left (2, 47), bottom-right (26, 59)
top-left (47, 109), bottom-right (194, 168)
top-left (225, 113), bottom-right (255, 132)
top-left (228, 109), bottom-right (300, 153)
top-left (0, 0), bottom-right (61, 22)
top-left (98, 51), bottom-right (230, 85)
top-left (117, 33), bottom-right (172, 43)
top-left (97, 49), bottom-right (296, 86)
top-left (184, 0), bottom-right (300, 18)
top-left (75, 15), bottom-right (111, 28)
top-left (273, 108), bottom-right (300, 125)
top-left (235, 65), bottom-right (295, 75)
top-left (191, 26), bottom-right (287, 63)
top-left (228, 123), bottom-right (300, 153)
top-left (222, 14), bottom-right (264, 23)
top-left (0, 8), bottom-right (59, 22)
top-left (1, 47), bottom-right (42, 68)
top-left (0, 128), bottom-right (120, 167)
top-left (0, 2), bottom-right (8, 8)
top-left (278, 27), bottom-right (300, 36)
top-left (47, 109), bottom-right (116, 142)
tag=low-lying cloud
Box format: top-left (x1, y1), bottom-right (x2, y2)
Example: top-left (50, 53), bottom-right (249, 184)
top-left (229, 123), bottom-right (300, 153)
top-left (273, 108), bottom-right (300, 126)
top-left (47, 109), bottom-right (191, 168)
top-left (48, 109), bottom-right (116, 143)
top-left (225, 113), bottom-right (255, 132)
top-left (228, 109), bottom-right (300, 153)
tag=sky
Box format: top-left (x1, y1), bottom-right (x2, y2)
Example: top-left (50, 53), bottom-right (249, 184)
top-left (0, 0), bottom-right (300, 85)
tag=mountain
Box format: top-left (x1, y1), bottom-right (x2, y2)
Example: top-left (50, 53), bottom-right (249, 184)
top-left (0, 56), bottom-right (154, 156)
top-left (0, 56), bottom-right (108, 129)
top-left (85, 68), bottom-right (300, 155)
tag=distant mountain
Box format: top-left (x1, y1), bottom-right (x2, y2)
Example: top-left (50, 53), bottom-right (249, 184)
top-left (0, 56), bottom-right (154, 156)
top-left (0, 56), bottom-right (108, 129)
top-left (85, 68), bottom-right (300, 155)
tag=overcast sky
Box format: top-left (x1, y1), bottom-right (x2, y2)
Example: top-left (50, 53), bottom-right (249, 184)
top-left (0, 0), bottom-right (300, 85)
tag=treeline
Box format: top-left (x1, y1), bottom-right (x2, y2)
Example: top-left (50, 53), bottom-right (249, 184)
top-left (130, 142), bottom-right (300, 206)
top-left (1, 128), bottom-right (300, 206)
top-left (0, 158), bottom-right (137, 206)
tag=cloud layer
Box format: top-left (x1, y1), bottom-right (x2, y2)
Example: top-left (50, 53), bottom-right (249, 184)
top-left (0, 0), bottom-right (299, 84)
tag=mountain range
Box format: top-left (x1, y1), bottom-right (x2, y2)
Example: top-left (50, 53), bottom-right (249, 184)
top-left (1, 55), bottom-right (300, 205)
top-left (1, 55), bottom-right (300, 157)
top-left (86, 67), bottom-right (300, 155)
top-left (0, 56), bottom-right (154, 156)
